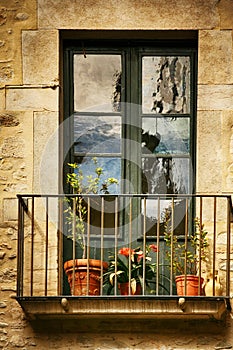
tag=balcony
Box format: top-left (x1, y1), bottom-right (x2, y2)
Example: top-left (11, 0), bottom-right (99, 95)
top-left (16, 194), bottom-right (233, 321)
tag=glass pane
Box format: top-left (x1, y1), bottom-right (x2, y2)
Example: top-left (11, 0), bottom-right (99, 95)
top-left (74, 115), bottom-right (121, 154)
top-left (74, 54), bottom-right (121, 112)
top-left (142, 56), bottom-right (190, 114)
top-left (141, 198), bottom-right (188, 236)
top-left (142, 157), bottom-right (190, 194)
top-left (75, 157), bottom-right (120, 194)
top-left (142, 117), bottom-right (190, 154)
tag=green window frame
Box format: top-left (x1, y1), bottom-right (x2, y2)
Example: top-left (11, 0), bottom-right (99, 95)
top-left (63, 39), bottom-right (197, 197)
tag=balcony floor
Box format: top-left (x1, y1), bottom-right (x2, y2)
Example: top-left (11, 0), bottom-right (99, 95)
top-left (16, 296), bottom-right (229, 322)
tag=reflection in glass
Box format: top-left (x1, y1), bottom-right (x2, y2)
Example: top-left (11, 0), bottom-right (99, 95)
top-left (142, 56), bottom-right (190, 114)
top-left (75, 157), bottom-right (120, 194)
top-left (74, 115), bottom-right (121, 154)
top-left (142, 117), bottom-right (190, 154)
top-left (141, 198), bottom-right (189, 236)
top-left (142, 157), bottom-right (190, 194)
top-left (74, 54), bottom-right (121, 112)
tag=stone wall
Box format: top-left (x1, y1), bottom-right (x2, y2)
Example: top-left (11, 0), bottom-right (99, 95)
top-left (0, 0), bottom-right (233, 349)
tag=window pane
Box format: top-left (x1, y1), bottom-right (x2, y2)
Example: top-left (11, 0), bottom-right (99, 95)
top-left (74, 54), bottom-right (121, 112)
top-left (142, 117), bottom-right (190, 155)
top-left (74, 115), bottom-right (121, 154)
top-left (142, 56), bottom-right (190, 114)
top-left (142, 198), bottom-right (188, 236)
top-left (75, 157), bottom-right (120, 194)
top-left (142, 157), bottom-right (190, 194)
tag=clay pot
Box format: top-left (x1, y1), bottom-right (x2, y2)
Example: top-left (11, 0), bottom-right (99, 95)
top-left (175, 275), bottom-right (204, 296)
top-left (118, 282), bottom-right (142, 295)
top-left (64, 259), bottom-right (108, 296)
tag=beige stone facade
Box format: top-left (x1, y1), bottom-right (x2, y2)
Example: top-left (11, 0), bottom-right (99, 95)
top-left (0, 0), bottom-right (233, 349)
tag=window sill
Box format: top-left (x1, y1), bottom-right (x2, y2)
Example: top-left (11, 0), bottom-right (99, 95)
top-left (16, 296), bottom-right (228, 322)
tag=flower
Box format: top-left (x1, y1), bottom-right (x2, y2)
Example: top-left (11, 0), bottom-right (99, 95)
top-left (103, 245), bottom-right (159, 295)
top-left (118, 247), bottom-right (134, 258)
top-left (149, 244), bottom-right (158, 253)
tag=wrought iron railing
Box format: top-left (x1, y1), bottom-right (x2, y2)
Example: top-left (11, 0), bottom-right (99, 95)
top-left (17, 194), bottom-right (232, 298)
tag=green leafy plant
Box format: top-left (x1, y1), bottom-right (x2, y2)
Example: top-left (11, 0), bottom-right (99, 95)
top-left (164, 214), bottom-right (209, 276)
top-left (65, 158), bottom-right (118, 259)
top-left (103, 244), bottom-right (169, 295)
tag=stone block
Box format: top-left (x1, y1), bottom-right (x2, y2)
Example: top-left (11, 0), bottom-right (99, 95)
top-left (0, 89), bottom-right (5, 109)
top-left (5, 87), bottom-right (59, 111)
top-left (0, 29), bottom-right (23, 87)
top-left (196, 111), bottom-right (222, 192)
top-left (0, 28), bottom-right (14, 63)
top-left (33, 111), bottom-right (59, 194)
top-left (218, 0), bottom-right (233, 29)
top-left (221, 112), bottom-right (233, 192)
top-left (22, 30), bottom-right (59, 85)
top-left (0, 136), bottom-right (24, 158)
top-left (38, 0), bottom-right (218, 30)
top-left (3, 198), bottom-right (18, 221)
top-left (197, 85), bottom-right (233, 111)
top-left (0, 0), bottom-right (37, 29)
top-left (198, 30), bottom-right (233, 84)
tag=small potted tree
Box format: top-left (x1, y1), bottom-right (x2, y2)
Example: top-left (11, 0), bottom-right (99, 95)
top-left (63, 158), bottom-right (118, 296)
top-left (164, 215), bottom-right (209, 296)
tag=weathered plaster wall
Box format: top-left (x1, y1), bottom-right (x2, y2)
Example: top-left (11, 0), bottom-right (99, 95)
top-left (0, 0), bottom-right (233, 349)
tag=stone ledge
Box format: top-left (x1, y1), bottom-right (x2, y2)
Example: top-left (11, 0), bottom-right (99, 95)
top-left (16, 296), bottom-right (228, 322)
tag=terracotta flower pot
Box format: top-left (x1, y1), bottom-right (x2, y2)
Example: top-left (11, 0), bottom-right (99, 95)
top-left (64, 258), bottom-right (108, 296)
top-left (175, 275), bottom-right (204, 296)
top-left (118, 282), bottom-right (142, 295)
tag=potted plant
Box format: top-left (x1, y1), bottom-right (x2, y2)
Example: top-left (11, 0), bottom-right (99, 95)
top-left (164, 214), bottom-right (209, 296)
top-left (63, 158), bottom-right (118, 296)
top-left (103, 244), bottom-right (169, 295)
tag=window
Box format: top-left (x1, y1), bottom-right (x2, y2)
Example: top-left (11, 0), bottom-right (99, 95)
top-left (63, 39), bottom-right (197, 222)
top-left (63, 38), bottom-right (197, 293)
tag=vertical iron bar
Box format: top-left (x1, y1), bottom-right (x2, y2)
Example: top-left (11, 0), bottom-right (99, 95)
top-left (114, 197), bottom-right (118, 296)
top-left (142, 197), bottom-right (146, 296)
top-left (58, 195), bottom-right (63, 295)
top-left (100, 197), bottom-right (104, 295)
top-left (184, 198), bottom-right (189, 295)
top-left (45, 196), bottom-right (49, 296)
top-left (198, 196), bottom-right (203, 295)
top-left (156, 197), bottom-right (160, 296)
top-left (30, 197), bottom-right (34, 296)
top-left (170, 198), bottom-right (174, 295)
top-left (72, 196), bottom-right (76, 295)
top-left (212, 196), bottom-right (217, 296)
top-left (17, 196), bottom-right (24, 297)
top-left (226, 196), bottom-right (231, 297)
top-left (87, 197), bottom-right (90, 296)
top-left (128, 198), bottom-right (132, 295)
